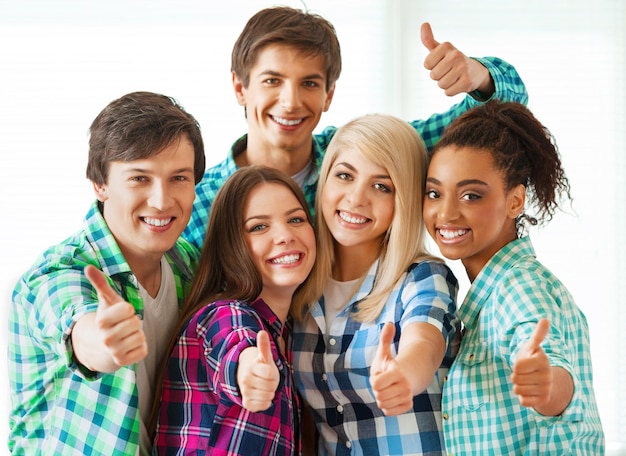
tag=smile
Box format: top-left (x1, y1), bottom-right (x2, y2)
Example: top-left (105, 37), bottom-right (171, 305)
top-left (438, 228), bottom-right (468, 239)
top-left (338, 211), bottom-right (369, 224)
top-left (270, 253), bottom-right (302, 264)
top-left (272, 115), bottom-right (303, 126)
top-left (142, 217), bottom-right (172, 227)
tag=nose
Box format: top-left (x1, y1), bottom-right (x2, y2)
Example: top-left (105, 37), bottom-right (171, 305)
top-left (437, 196), bottom-right (459, 222)
top-left (147, 181), bottom-right (173, 211)
top-left (273, 222), bottom-right (296, 245)
top-left (346, 182), bottom-right (369, 208)
top-left (279, 82), bottom-right (302, 112)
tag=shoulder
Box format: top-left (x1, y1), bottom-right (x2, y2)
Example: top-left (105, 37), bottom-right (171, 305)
top-left (407, 259), bottom-right (458, 287)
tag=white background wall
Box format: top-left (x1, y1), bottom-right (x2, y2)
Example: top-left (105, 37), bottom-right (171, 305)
top-left (1, 0), bottom-right (624, 453)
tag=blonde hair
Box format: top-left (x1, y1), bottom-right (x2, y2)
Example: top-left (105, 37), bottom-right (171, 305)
top-left (293, 114), bottom-right (440, 323)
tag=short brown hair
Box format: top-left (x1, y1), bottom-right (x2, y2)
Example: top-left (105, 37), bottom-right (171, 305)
top-left (231, 6), bottom-right (342, 91)
top-left (86, 91), bottom-right (205, 185)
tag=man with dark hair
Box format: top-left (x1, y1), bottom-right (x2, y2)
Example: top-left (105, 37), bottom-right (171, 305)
top-left (8, 91), bottom-right (205, 455)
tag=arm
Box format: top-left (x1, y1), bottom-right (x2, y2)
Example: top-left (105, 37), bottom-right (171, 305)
top-left (511, 319), bottom-right (574, 416)
top-left (370, 321), bottom-right (446, 416)
top-left (413, 23), bottom-right (529, 150)
top-left (72, 265), bottom-right (147, 373)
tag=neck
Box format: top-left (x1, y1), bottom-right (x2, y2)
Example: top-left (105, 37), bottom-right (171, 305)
top-left (333, 243), bottom-right (380, 281)
top-left (242, 136), bottom-right (313, 176)
top-left (128, 255), bottom-right (163, 298)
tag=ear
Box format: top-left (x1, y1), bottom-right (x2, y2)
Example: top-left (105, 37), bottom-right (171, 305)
top-left (507, 183), bottom-right (526, 219)
top-left (232, 72), bottom-right (246, 106)
top-left (323, 83), bottom-right (336, 112)
top-left (92, 181), bottom-right (108, 202)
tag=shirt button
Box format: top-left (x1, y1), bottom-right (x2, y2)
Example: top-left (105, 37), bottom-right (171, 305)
top-left (337, 405), bottom-right (344, 413)
top-left (443, 412), bottom-right (449, 420)
top-left (346, 441), bottom-right (352, 449)
top-left (329, 338), bottom-right (336, 346)
top-left (322, 373), bottom-right (328, 381)
top-left (469, 354), bottom-right (475, 361)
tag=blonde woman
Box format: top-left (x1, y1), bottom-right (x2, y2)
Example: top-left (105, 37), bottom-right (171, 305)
top-left (293, 114), bottom-right (460, 455)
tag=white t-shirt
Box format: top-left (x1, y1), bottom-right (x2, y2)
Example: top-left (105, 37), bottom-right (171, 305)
top-left (323, 277), bottom-right (361, 336)
top-left (136, 257), bottom-right (179, 454)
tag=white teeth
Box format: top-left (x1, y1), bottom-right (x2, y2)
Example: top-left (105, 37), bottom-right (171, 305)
top-left (338, 211), bottom-right (368, 224)
top-left (144, 217), bottom-right (172, 227)
top-left (273, 116), bottom-right (302, 126)
top-left (439, 229), bottom-right (467, 239)
top-left (271, 254), bottom-right (301, 264)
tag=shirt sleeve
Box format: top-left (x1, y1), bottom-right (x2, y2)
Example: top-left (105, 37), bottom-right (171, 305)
top-left (399, 261), bottom-right (459, 348)
top-left (410, 56), bottom-right (529, 151)
top-left (493, 266), bottom-right (585, 423)
top-left (200, 304), bottom-right (274, 406)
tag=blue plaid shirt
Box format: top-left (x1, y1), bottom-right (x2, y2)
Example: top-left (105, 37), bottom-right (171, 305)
top-left (293, 260), bottom-right (459, 455)
top-left (183, 57), bottom-right (528, 249)
top-left (442, 237), bottom-right (605, 455)
top-left (8, 201), bottom-right (198, 456)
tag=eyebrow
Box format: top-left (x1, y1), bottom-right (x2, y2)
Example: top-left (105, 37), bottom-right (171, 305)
top-left (123, 166), bottom-right (195, 175)
top-left (259, 69), bottom-right (325, 81)
top-left (244, 206), bottom-right (306, 224)
top-left (426, 177), bottom-right (489, 187)
top-left (334, 161), bottom-right (391, 180)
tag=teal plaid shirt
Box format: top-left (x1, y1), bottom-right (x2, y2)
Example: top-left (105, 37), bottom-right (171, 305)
top-left (8, 201), bottom-right (198, 455)
top-left (442, 237), bottom-right (605, 455)
top-left (183, 56), bottom-right (528, 249)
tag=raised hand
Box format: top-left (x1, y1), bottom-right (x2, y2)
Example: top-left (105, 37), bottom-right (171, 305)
top-left (84, 265), bottom-right (147, 368)
top-left (421, 22), bottom-right (494, 97)
top-left (370, 322), bottom-right (413, 416)
top-left (237, 330), bottom-right (280, 413)
top-left (511, 319), bottom-right (552, 408)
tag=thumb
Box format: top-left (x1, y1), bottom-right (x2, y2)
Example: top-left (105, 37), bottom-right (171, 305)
top-left (526, 319), bottom-right (550, 353)
top-left (375, 322), bottom-right (396, 365)
top-left (85, 265), bottom-right (122, 309)
top-left (420, 22), bottom-right (439, 51)
top-left (256, 330), bottom-right (273, 365)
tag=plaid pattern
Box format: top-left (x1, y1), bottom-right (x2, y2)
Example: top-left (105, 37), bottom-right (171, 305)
top-left (153, 298), bottom-right (300, 455)
top-left (293, 260), bottom-right (459, 455)
top-left (442, 237), bottom-right (605, 455)
top-left (8, 201), bottom-right (198, 455)
top-left (182, 56), bottom-right (528, 250)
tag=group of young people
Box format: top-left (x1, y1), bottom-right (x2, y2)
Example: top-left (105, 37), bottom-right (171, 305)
top-left (8, 5), bottom-right (605, 456)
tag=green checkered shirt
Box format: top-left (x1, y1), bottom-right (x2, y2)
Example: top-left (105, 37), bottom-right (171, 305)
top-left (442, 237), bottom-right (604, 455)
top-left (8, 201), bottom-right (198, 455)
top-left (183, 56), bottom-right (529, 250)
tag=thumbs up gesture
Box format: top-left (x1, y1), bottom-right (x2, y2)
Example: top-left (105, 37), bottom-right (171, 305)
top-left (370, 322), bottom-right (413, 416)
top-left (511, 319), bottom-right (553, 408)
top-left (237, 330), bottom-right (280, 412)
top-left (84, 265), bottom-right (148, 369)
top-left (420, 22), bottom-right (493, 97)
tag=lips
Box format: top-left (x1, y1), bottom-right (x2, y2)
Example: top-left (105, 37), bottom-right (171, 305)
top-left (338, 210), bottom-right (370, 225)
top-left (142, 217), bottom-right (173, 227)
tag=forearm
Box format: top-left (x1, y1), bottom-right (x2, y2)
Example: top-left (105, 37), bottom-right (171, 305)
top-left (396, 322), bottom-right (446, 395)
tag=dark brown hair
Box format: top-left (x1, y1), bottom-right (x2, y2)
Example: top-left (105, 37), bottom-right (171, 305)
top-left (148, 166), bottom-right (319, 436)
top-left (86, 91), bottom-right (205, 185)
top-left (432, 100), bottom-right (572, 230)
top-left (231, 6), bottom-right (342, 91)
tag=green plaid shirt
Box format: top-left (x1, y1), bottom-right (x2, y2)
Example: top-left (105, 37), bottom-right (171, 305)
top-left (183, 56), bottom-right (529, 249)
top-left (442, 237), bottom-right (604, 455)
top-left (8, 201), bottom-right (198, 455)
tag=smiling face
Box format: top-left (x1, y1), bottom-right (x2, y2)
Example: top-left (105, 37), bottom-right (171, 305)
top-left (243, 182), bottom-right (316, 306)
top-left (423, 145), bottom-right (525, 281)
top-left (233, 43), bottom-right (335, 160)
top-left (321, 147), bottom-right (395, 265)
top-left (93, 136), bottom-right (196, 268)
